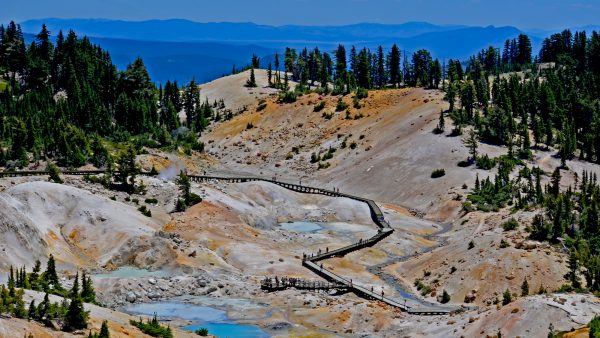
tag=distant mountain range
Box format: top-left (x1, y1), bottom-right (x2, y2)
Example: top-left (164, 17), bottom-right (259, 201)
top-left (20, 19), bottom-right (468, 44)
top-left (14, 18), bottom-right (595, 83)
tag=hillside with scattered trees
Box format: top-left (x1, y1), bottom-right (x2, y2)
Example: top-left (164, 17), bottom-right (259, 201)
top-left (0, 22), bottom-right (221, 169)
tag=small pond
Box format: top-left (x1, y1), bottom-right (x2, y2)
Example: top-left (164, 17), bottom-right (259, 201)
top-left (123, 301), bottom-right (269, 338)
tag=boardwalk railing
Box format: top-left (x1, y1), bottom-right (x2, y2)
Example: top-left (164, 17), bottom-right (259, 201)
top-left (261, 276), bottom-right (349, 292)
top-left (1, 170), bottom-right (457, 315)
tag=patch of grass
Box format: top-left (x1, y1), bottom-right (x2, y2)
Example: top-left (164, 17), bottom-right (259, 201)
top-left (0, 80), bottom-right (7, 93)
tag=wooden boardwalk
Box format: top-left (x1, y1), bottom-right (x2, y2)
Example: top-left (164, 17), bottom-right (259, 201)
top-left (0, 170), bottom-right (458, 315)
top-left (261, 276), bottom-right (349, 292)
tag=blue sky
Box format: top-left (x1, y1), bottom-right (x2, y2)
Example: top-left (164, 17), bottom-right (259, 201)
top-left (2, 0), bottom-right (599, 30)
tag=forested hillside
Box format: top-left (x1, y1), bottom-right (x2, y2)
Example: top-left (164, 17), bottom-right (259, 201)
top-left (449, 30), bottom-right (600, 165)
top-left (447, 29), bottom-right (600, 293)
top-left (3, 20), bottom-right (600, 177)
top-left (0, 22), bottom-right (219, 169)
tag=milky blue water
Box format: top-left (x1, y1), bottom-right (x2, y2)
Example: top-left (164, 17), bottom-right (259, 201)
top-left (184, 322), bottom-right (268, 338)
top-left (123, 301), bottom-right (269, 338)
top-left (279, 221), bottom-right (322, 232)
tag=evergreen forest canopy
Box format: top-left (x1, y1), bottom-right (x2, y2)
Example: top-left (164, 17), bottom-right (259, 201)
top-left (1, 21), bottom-right (600, 173)
top-left (0, 22), bottom-right (216, 169)
top-left (449, 29), bottom-right (600, 293)
top-left (449, 30), bottom-right (600, 165)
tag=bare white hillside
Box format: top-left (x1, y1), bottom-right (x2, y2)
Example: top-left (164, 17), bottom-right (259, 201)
top-left (0, 181), bottom-right (168, 269)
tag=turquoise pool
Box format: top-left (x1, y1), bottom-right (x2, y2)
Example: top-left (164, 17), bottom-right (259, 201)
top-left (123, 301), bottom-right (269, 338)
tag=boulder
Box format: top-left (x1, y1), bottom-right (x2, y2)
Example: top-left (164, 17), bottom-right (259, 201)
top-left (126, 292), bottom-right (137, 303)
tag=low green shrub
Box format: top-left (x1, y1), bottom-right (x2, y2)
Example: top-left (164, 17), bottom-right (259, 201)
top-left (476, 154), bottom-right (496, 170)
top-left (130, 314), bottom-right (173, 338)
top-left (502, 218), bottom-right (519, 231)
top-left (431, 169), bottom-right (446, 178)
top-left (138, 205), bottom-right (152, 217)
top-left (313, 101), bottom-right (326, 112)
top-left (336, 98), bottom-right (349, 111)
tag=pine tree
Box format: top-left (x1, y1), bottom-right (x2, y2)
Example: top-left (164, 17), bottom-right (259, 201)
top-left (567, 250), bottom-right (580, 289)
top-left (28, 300), bottom-right (37, 320)
top-left (388, 44), bottom-right (401, 87)
top-left (245, 67), bottom-right (257, 88)
top-left (80, 272), bottom-right (96, 304)
top-left (437, 110), bottom-right (445, 132)
top-left (21, 267), bottom-right (30, 289)
top-left (99, 320), bottom-right (110, 338)
top-left (502, 288), bottom-right (512, 305)
top-left (430, 59), bottom-right (442, 88)
top-left (375, 46), bottom-right (385, 88)
top-left (440, 290), bottom-right (451, 303)
top-left (44, 254), bottom-right (61, 291)
top-left (46, 161), bottom-right (63, 184)
top-left (551, 167), bottom-right (561, 196)
top-left (521, 278), bottom-right (529, 296)
top-left (12, 289), bottom-right (27, 318)
top-left (445, 83), bottom-right (457, 112)
top-left (30, 260), bottom-right (41, 290)
top-left (113, 146), bottom-right (139, 193)
top-left (38, 292), bottom-right (50, 322)
top-left (463, 129), bottom-right (479, 162)
top-left (65, 272), bottom-right (88, 331)
top-left (274, 52), bottom-right (281, 87)
top-left (8, 266), bottom-right (15, 293)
